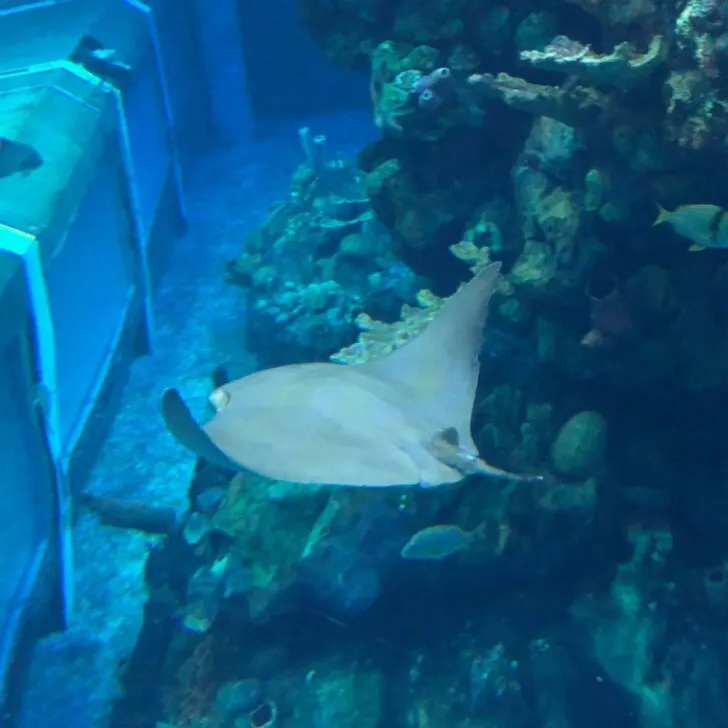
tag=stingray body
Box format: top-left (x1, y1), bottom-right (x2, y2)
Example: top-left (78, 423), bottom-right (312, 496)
top-left (161, 262), bottom-right (541, 488)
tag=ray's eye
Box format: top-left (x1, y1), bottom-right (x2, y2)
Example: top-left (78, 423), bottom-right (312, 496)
top-left (209, 387), bottom-right (231, 411)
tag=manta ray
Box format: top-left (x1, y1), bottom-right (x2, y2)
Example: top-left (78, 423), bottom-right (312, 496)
top-left (161, 262), bottom-right (541, 487)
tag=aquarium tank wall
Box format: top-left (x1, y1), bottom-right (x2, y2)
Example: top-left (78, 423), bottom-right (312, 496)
top-left (3, 0), bottom-right (728, 727)
top-left (0, 0), bottom-right (197, 694)
top-left (0, 0), bottom-right (368, 720)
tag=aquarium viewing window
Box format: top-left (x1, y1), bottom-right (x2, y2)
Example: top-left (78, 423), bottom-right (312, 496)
top-left (0, 250), bottom-right (55, 697)
top-left (0, 0), bottom-right (191, 693)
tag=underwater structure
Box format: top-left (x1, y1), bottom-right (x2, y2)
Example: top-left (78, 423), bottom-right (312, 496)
top-left (3, 0), bottom-right (728, 727)
top-left (0, 0), bottom-right (250, 716)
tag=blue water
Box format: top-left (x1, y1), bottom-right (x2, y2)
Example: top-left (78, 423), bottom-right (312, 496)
top-left (5, 2), bottom-right (728, 727)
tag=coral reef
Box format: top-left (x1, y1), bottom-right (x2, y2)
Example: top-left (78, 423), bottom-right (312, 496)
top-left (520, 34), bottom-right (666, 89)
top-left (226, 127), bottom-right (423, 364)
top-left (306, 0), bottom-right (728, 394)
top-left (124, 414), bottom-right (602, 727)
top-left (115, 2), bottom-right (728, 727)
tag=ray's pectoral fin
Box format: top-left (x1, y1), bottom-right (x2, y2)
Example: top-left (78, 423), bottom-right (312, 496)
top-left (161, 388), bottom-right (237, 470)
top-left (428, 427), bottom-right (545, 483)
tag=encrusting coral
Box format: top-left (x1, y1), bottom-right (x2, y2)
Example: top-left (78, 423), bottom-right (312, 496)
top-left (331, 239), bottom-right (490, 364)
top-left (152, 4), bottom-right (728, 728)
top-left (519, 33), bottom-right (666, 88)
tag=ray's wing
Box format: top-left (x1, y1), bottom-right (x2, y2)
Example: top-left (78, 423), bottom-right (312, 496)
top-left (358, 262), bottom-right (502, 450)
top-left (201, 365), bottom-right (442, 487)
top-left (161, 388), bottom-right (237, 470)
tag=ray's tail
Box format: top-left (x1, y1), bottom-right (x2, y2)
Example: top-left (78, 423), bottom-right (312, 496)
top-left (475, 458), bottom-right (545, 483)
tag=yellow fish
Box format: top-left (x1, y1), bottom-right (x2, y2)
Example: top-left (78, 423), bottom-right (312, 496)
top-left (654, 203), bottom-right (728, 251)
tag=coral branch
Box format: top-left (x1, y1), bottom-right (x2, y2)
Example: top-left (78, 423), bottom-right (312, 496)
top-left (467, 72), bottom-right (611, 128)
top-left (520, 35), bottom-right (666, 89)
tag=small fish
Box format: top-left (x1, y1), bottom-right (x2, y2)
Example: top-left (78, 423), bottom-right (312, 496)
top-left (653, 203), bottom-right (728, 251)
top-left (72, 36), bottom-right (132, 85)
top-left (0, 137), bottom-right (43, 179)
top-left (400, 523), bottom-right (483, 561)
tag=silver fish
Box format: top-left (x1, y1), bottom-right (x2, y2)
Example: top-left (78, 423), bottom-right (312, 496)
top-left (400, 524), bottom-right (479, 561)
